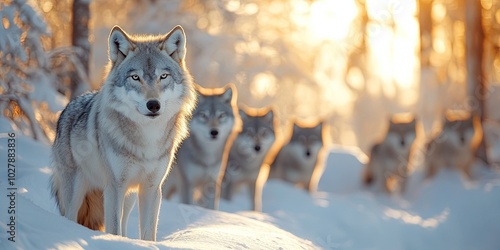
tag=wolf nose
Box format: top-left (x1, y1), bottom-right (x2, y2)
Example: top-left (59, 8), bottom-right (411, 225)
top-left (254, 145), bottom-right (261, 152)
top-left (210, 129), bottom-right (219, 138)
top-left (459, 135), bottom-right (465, 144)
top-left (400, 139), bottom-right (405, 146)
top-left (306, 150), bottom-right (311, 157)
top-left (147, 100), bottom-right (161, 113)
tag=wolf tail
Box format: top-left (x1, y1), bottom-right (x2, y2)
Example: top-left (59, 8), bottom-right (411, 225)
top-left (77, 189), bottom-right (105, 231)
top-left (51, 175), bottom-right (104, 231)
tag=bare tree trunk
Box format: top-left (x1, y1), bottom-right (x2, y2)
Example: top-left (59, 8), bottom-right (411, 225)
top-left (465, 0), bottom-right (488, 164)
top-left (418, 0), bottom-right (435, 135)
top-left (71, 0), bottom-right (91, 100)
top-left (419, 0), bottom-right (433, 68)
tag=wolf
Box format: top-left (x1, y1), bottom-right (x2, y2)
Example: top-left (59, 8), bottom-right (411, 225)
top-left (221, 108), bottom-right (276, 211)
top-left (425, 114), bottom-right (480, 179)
top-left (484, 120), bottom-right (500, 168)
top-left (362, 117), bottom-right (417, 194)
top-left (163, 85), bottom-right (239, 210)
top-left (271, 122), bottom-right (326, 192)
top-left (50, 25), bottom-right (196, 241)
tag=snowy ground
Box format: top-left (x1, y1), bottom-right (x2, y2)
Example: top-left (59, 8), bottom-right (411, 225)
top-left (1, 117), bottom-right (500, 249)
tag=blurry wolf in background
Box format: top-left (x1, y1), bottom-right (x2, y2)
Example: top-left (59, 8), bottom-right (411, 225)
top-left (362, 117), bottom-right (417, 194)
top-left (484, 120), bottom-right (500, 168)
top-left (271, 122), bottom-right (326, 192)
top-left (50, 25), bottom-right (196, 241)
top-left (163, 85), bottom-right (239, 210)
top-left (425, 113), bottom-right (481, 179)
top-left (221, 108), bottom-right (276, 211)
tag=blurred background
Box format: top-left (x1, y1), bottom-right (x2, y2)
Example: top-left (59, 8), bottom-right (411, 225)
top-left (1, 0), bottom-right (499, 154)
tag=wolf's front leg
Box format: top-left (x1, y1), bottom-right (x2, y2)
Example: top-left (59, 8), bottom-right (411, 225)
top-left (138, 185), bottom-right (161, 241)
top-left (104, 185), bottom-right (126, 236)
top-left (121, 192), bottom-right (137, 237)
top-left (249, 180), bottom-right (261, 212)
top-left (205, 176), bottom-right (221, 210)
top-left (221, 171), bottom-right (237, 201)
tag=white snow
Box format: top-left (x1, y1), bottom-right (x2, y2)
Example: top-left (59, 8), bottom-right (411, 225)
top-left (1, 118), bottom-right (500, 249)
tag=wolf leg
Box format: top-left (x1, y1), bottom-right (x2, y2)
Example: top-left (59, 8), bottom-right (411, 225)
top-left (249, 180), bottom-right (262, 212)
top-left (203, 179), bottom-right (219, 210)
top-left (64, 172), bottom-right (88, 222)
top-left (138, 185), bottom-right (161, 241)
top-left (121, 191), bottom-right (136, 237)
top-left (104, 185), bottom-right (126, 236)
top-left (426, 161), bottom-right (438, 179)
top-left (362, 164), bottom-right (374, 185)
top-left (461, 157), bottom-right (474, 180)
top-left (179, 177), bottom-right (194, 205)
top-left (221, 177), bottom-right (234, 201)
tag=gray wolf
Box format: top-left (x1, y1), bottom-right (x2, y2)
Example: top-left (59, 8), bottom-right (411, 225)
top-left (50, 25), bottom-right (196, 241)
top-left (484, 120), bottom-right (500, 168)
top-left (425, 114), bottom-right (481, 179)
top-left (362, 117), bottom-right (417, 193)
top-left (271, 122), bottom-right (327, 192)
top-left (221, 108), bottom-right (276, 211)
top-left (163, 85), bottom-right (239, 210)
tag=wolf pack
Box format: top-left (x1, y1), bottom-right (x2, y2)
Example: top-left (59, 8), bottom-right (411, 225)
top-left (49, 26), bottom-right (500, 241)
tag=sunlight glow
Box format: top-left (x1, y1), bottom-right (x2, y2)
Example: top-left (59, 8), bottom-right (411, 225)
top-left (384, 208), bottom-right (449, 228)
top-left (39, 167), bottom-right (52, 174)
top-left (250, 72), bottom-right (278, 100)
top-left (307, 0), bottom-right (358, 42)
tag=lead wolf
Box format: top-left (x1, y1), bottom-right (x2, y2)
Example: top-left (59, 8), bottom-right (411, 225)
top-left (362, 117), bottom-right (417, 194)
top-left (425, 114), bottom-right (481, 179)
top-left (271, 122), bottom-right (326, 192)
top-left (163, 85), bottom-right (239, 210)
top-left (221, 108), bottom-right (276, 211)
top-left (50, 25), bottom-right (196, 241)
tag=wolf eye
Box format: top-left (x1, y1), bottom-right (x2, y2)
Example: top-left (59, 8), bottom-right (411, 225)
top-left (198, 112), bottom-right (208, 120)
top-left (160, 73), bottom-right (169, 80)
top-left (131, 74), bottom-right (140, 81)
top-left (299, 135), bottom-right (306, 143)
top-left (218, 113), bottom-right (227, 119)
top-left (245, 129), bottom-right (255, 137)
top-left (259, 129), bottom-right (269, 137)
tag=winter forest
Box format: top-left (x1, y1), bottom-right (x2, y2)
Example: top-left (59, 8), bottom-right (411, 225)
top-left (3, 0), bottom-right (500, 151)
top-left (1, 0), bottom-right (500, 249)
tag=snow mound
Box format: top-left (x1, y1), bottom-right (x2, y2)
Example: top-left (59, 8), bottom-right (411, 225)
top-left (1, 120), bottom-right (500, 249)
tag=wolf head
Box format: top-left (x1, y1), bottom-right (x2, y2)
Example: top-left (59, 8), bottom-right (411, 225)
top-left (103, 25), bottom-right (195, 123)
top-left (383, 118), bottom-right (417, 154)
top-left (440, 115), bottom-right (476, 150)
top-left (289, 122), bottom-right (324, 158)
top-left (190, 85), bottom-right (236, 141)
top-left (232, 109), bottom-right (276, 157)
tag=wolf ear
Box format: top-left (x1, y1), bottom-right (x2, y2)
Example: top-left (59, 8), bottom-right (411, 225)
top-left (195, 88), bottom-right (205, 101)
top-left (109, 26), bottom-right (135, 65)
top-left (221, 87), bottom-right (233, 104)
top-left (263, 110), bottom-right (274, 124)
top-left (293, 123), bottom-right (300, 133)
top-left (161, 25), bottom-right (187, 64)
top-left (239, 109), bottom-right (248, 120)
top-left (315, 122), bottom-right (324, 134)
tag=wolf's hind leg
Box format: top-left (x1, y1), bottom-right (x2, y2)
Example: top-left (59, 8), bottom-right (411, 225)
top-left (65, 172), bottom-right (88, 222)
